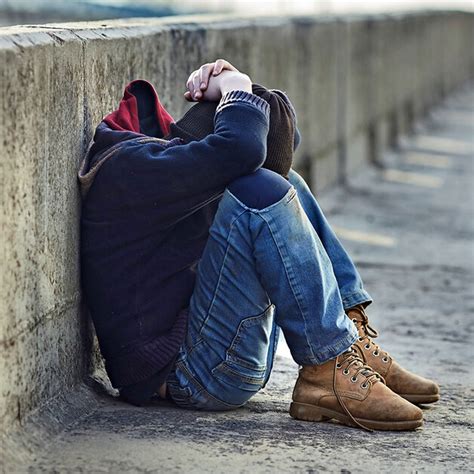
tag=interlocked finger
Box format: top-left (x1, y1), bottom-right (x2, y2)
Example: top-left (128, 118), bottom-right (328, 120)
top-left (198, 63), bottom-right (214, 91)
top-left (192, 72), bottom-right (202, 99)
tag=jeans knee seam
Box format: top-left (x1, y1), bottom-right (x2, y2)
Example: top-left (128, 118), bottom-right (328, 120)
top-left (227, 186), bottom-right (296, 213)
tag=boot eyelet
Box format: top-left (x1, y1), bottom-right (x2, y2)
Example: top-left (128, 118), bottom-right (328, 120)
top-left (361, 382), bottom-right (369, 389)
top-left (373, 351), bottom-right (379, 356)
top-left (343, 369), bottom-right (349, 375)
top-left (382, 357), bottom-right (389, 363)
top-left (351, 376), bottom-right (358, 383)
top-left (352, 318), bottom-right (357, 323)
top-left (364, 344), bottom-right (370, 350)
top-left (357, 337), bottom-right (364, 341)
top-left (336, 363), bottom-right (342, 369)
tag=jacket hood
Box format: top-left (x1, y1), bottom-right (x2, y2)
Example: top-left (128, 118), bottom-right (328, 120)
top-left (104, 79), bottom-right (174, 137)
top-left (78, 80), bottom-right (175, 197)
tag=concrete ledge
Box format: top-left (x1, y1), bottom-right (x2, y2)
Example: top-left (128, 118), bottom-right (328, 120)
top-left (0, 11), bottom-right (473, 449)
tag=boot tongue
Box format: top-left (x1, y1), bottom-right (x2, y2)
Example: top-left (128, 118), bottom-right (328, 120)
top-left (347, 305), bottom-right (366, 322)
top-left (347, 306), bottom-right (378, 338)
top-left (347, 308), bottom-right (367, 335)
top-left (339, 348), bottom-right (364, 368)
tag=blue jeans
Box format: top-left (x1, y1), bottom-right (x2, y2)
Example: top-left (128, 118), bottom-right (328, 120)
top-left (166, 168), bottom-right (371, 410)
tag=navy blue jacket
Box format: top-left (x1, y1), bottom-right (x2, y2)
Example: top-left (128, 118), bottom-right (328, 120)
top-left (78, 80), bottom-right (270, 393)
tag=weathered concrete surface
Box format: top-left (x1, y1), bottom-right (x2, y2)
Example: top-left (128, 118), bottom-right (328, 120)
top-left (3, 83), bottom-right (473, 474)
top-left (0, 11), bottom-right (473, 456)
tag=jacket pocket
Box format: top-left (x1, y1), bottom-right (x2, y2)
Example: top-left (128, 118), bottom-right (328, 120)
top-left (211, 304), bottom-right (275, 393)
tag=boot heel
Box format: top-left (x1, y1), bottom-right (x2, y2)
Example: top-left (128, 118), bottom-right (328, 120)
top-left (290, 402), bottom-right (330, 422)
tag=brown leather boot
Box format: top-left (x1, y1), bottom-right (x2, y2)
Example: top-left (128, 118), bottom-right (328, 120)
top-left (347, 304), bottom-right (440, 404)
top-left (290, 347), bottom-right (423, 431)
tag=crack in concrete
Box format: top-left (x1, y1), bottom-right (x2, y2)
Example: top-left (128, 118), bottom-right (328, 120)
top-left (0, 292), bottom-right (82, 348)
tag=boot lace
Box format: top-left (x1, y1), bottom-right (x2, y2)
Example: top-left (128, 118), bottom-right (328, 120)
top-left (350, 306), bottom-right (390, 362)
top-left (333, 347), bottom-right (384, 432)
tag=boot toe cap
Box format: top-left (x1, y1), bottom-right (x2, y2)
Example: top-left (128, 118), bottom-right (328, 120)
top-left (400, 378), bottom-right (440, 404)
top-left (386, 361), bottom-right (440, 402)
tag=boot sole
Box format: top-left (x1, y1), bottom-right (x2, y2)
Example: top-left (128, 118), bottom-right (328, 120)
top-left (289, 402), bottom-right (423, 431)
top-left (399, 393), bottom-right (440, 404)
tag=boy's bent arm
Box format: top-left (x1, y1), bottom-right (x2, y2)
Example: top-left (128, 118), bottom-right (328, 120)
top-left (120, 90), bottom-right (271, 204)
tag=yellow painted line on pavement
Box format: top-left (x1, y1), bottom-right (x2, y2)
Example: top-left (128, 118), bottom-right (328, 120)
top-left (332, 225), bottom-right (396, 248)
top-left (403, 152), bottom-right (453, 169)
top-left (383, 169), bottom-right (443, 188)
top-left (412, 135), bottom-right (473, 155)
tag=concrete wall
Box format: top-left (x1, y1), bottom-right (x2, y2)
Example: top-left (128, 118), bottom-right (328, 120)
top-left (0, 11), bottom-right (473, 438)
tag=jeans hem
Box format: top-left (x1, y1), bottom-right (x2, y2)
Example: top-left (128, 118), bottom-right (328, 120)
top-left (342, 290), bottom-right (372, 310)
top-left (294, 323), bottom-right (359, 366)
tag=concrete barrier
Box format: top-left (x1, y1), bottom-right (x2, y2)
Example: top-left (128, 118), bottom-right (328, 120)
top-left (0, 11), bottom-right (473, 444)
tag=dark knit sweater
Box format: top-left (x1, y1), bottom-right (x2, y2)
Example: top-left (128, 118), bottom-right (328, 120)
top-left (78, 80), bottom-right (270, 398)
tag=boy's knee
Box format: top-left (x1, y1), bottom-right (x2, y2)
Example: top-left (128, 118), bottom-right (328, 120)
top-left (227, 168), bottom-right (292, 210)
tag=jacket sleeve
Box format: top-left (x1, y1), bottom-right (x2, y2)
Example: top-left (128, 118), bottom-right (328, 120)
top-left (113, 90), bottom-right (270, 207)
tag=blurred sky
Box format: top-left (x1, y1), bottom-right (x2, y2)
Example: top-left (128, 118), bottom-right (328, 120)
top-left (1, 0), bottom-right (472, 28)
top-left (96, 0), bottom-right (474, 14)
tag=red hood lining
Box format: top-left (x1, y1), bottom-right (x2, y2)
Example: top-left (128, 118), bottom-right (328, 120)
top-left (103, 79), bottom-right (174, 138)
